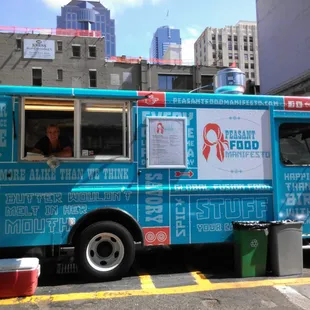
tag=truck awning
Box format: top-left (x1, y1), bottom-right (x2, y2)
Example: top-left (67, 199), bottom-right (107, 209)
top-left (0, 85), bottom-right (149, 101)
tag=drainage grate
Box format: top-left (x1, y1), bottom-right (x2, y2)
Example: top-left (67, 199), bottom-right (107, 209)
top-left (56, 262), bottom-right (79, 274)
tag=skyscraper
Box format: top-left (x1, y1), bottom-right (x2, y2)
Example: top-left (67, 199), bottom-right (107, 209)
top-left (256, 0), bottom-right (310, 95)
top-left (150, 26), bottom-right (181, 62)
top-left (57, 0), bottom-right (116, 58)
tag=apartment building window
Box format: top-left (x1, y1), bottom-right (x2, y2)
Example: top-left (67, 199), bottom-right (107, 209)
top-left (57, 41), bottom-right (63, 52)
top-left (244, 54), bottom-right (249, 61)
top-left (244, 44), bottom-right (248, 51)
top-left (158, 74), bottom-right (193, 91)
top-left (249, 36), bottom-right (253, 42)
top-left (212, 44), bottom-right (216, 50)
top-left (89, 70), bottom-right (97, 88)
top-left (251, 63), bottom-right (255, 69)
top-left (250, 54), bottom-right (254, 60)
top-left (213, 52), bottom-right (216, 59)
top-left (218, 35), bottom-right (222, 41)
top-left (57, 69), bottom-right (63, 81)
top-left (234, 45), bottom-right (238, 51)
top-left (228, 42), bottom-right (232, 50)
top-left (243, 36), bottom-right (247, 42)
top-left (245, 72), bottom-right (249, 78)
top-left (32, 68), bottom-right (42, 86)
top-left (234, 36), bottom-right (238, 42)
top-left (228, 53), bottom-right (233, 59)
top-left (88, 45), bottom-right (97, 58)
top-left (16, 38), bottom-right (22, 50)
top-left (212, 34), bottom-right (215, 41)
top-left (250, 43), bottom-right (254, 52)
top-left (251, 72), bottom-right (255, 78)
top-left (234, 53), bottom-right (238, 60)
top-left (228, 35), bottom-right (232, 41)
top-left (218, 43), bottom-right (222, 50)
top-left (72, 44), bottom-right (81, 57)
top-left (245, 63), bottom-right (249, 69)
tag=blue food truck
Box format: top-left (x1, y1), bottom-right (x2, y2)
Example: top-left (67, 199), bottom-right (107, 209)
top-left (0, 68), bottom-right (309, 280)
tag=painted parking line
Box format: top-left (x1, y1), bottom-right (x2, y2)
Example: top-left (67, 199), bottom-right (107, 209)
top-left (137, 271), bottom-right (156, 290)
top-left (2, 276), bottom-right (310, 306)
top-left (188, 265), bottom-right (212, 286)
top-left (274, 285), bottom-right (310, 310)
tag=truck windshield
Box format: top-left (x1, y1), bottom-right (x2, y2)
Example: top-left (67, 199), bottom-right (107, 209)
top-left (279, 123), bottom-right (310, 165)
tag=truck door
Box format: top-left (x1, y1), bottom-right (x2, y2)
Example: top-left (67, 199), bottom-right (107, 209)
top-left (272, 103), bottom-right (310, 237)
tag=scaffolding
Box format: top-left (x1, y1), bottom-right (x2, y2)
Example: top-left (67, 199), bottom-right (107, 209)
top-left (0, 26), bottom-right (101, 38)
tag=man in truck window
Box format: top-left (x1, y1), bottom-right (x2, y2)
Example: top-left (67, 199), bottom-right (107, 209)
top-left (32, 124), bottom-right (73, 157)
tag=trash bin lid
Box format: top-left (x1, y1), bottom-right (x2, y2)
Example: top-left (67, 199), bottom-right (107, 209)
top-left (232, 221), bottom-right (270, 230)
top-left (270, 220), bottom-right (304, 226)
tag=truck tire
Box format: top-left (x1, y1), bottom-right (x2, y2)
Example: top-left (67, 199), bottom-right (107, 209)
top-left (75, 221), bottom-right (135, 281)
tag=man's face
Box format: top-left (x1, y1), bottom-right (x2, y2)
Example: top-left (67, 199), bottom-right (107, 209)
top-left (47, 126), bottom-right (59, 142)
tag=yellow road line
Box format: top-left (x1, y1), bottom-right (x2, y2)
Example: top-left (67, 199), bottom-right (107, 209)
top-left (1, 277), bottom-right (310, 306)
top-left (188, 266), bottom-right (212, 286)
top-left (136, 268), bottom-right (156, 290)
top-left (211, 277), bottom-right (310, 290)
top-left (138, 274), bottom-right (156, 290)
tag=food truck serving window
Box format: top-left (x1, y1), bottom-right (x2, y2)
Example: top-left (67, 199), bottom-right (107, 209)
top-left (21, 98), bottom-right (131, 161)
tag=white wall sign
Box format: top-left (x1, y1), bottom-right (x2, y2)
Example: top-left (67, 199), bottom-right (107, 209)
top-left (23, 39), bottom-right (55, 60)
top-left (146, 116), bottom-right (187, 168)
top-left (197, 108), bottom-right (272, 180)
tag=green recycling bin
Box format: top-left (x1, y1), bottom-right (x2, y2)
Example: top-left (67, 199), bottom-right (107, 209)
top-left (233, 221), bottom-right (270, 278)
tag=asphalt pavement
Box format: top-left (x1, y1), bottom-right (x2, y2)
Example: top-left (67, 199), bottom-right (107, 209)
top-left (2, 244), bottom-right (310, 309)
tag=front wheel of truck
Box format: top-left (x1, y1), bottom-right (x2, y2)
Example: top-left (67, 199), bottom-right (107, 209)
top-left (75, 221), bottom-right (135, 281)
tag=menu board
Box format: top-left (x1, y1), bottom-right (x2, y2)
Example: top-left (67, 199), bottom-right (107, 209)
top-left (146, 117), bottom-right (187, 168)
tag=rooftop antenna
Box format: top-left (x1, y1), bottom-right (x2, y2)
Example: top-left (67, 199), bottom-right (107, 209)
top-left (165, 10), bottom-right (171, 38)
top-left (164, 9), bottom-right (169, 25)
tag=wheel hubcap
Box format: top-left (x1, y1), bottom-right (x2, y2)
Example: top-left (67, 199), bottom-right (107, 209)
top-left (86, 232), bottom-right (125, 272)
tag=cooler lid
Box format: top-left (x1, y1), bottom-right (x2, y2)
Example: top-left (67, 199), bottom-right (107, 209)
top-left (0, 257), bottom-right (39, 272)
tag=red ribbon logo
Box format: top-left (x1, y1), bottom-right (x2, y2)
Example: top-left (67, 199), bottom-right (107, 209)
top-left (157, 122), bottom-right (164, 134)
top-left (203, 123), bottom-right (229, 162)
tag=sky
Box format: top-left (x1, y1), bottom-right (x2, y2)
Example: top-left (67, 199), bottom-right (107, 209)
top-left (0, 0), bottom-right (257, 62)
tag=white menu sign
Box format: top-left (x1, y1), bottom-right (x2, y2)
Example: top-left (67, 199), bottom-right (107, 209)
top-left (146, 116), bottom-right (187, 168)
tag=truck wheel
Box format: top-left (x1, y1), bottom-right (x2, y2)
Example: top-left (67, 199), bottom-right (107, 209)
top-left (75, 221), bottom-right (135, 281)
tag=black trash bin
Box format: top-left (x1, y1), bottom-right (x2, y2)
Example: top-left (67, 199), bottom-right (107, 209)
top-left (268, 220), bottom-right (303, 276)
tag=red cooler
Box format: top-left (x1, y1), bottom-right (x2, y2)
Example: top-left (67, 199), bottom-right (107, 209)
top-left (0, 257), bottom-right (40, 299)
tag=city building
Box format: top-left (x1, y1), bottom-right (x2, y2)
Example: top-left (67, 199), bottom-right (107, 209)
top-left (57, 0), bottom-right (116, 58)
top-left (194, 21), bottom-right (260, 85)
top-left (163, 43), bottom-right (182, 64)
top-left (150, 26), bottom-right (181, 62)
top-left (256, 0), bottom-right (310, 95)
top-left (0, 28), bottom-right (106, 88)
top-left (0, 27), bottom-right (223, 93)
